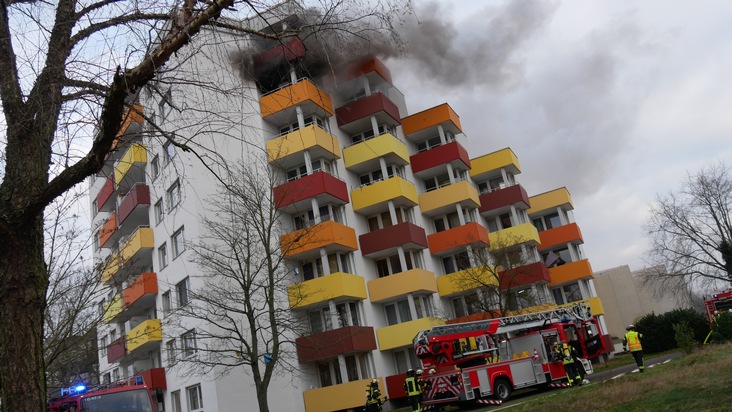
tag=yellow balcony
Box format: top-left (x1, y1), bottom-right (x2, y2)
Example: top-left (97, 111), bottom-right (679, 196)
top-left (488, 222), bottom-right (540, 250)
top-left (343, 133), bottom-right (409, 173)
top-left (436, 266), bottom-right (499, 297)
top-left (548, 259), bottom-right (593, 285)
top-left (103, 293), bottom-right (123, 323)
top-left (288, 272), bottom-right (367, 310)
top-left (351, 177), bottom-right (418, 215)
top-left (377, 317), bottom-right (444, 351)
top-left (303, 378), bottom-right (384, 412)
top-left (266, 125), bottom-right (340, 168)
top-left (419, 180), bottom-right (479, 216)
top-left (470, 148), bottom-right (521, 181)
top-left (101, 227), bottom-right (154, 284)
top-left (281, 220), bottom-right (358, 258)
top-left (368, 269), bottom-right (437, 303)
top-left (260, 78), bottom-right (333, 121)
top-left (126, 319), bottom-right (162, 353)
top-left (114, 143), bottom-right (147, 186)
top-left (528, 187), bottom-right (573, 215)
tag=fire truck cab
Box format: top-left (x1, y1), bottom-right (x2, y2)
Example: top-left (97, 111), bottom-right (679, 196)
top-left (704, 290), bottom-right (732, 323)
top-left (48, 382), bottom-right (161, 412)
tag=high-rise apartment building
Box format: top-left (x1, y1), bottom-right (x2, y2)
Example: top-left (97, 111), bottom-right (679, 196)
top-left (89, 8), bottom-right (609, 412)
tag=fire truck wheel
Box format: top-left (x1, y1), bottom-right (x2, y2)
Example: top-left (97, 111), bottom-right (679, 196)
top-left (493, 378), bottom-right (512, 402)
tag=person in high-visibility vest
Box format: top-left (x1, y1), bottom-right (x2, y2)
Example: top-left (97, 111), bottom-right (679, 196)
top-left (403, 369), bottom-right (422, 411)
top-left (559, 341), bottom-right (583, 386)
top-left (364, 379), bottom-right (385, 411)
top-left (623, 324), bottom-right (645, 372)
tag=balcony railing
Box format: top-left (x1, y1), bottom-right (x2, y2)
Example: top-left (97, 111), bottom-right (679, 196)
top-left (303, 378), bottom-right (384, 412)
top-left (295, 325), bottom-right (376, 362)
top-left (367, 268), bottom-right (437, 303)
top-left (288, 272), bottom-right (366, 310)
top-left (359, 222), bottom-right (428, 257)
top-left (126, 319), bottom-right (162, 354)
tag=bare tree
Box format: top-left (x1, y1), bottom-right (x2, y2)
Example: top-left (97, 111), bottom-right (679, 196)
top-left (0, 0), bottom-right (406, 409)
top-left (645, 162), bottom-right (732, 290)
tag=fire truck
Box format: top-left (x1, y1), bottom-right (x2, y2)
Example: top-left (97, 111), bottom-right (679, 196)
top-left (413, 301), bottom-right (609, 408)
top-left (47, 379), bottom-right (162, 412)
top-left (704, 290), bottom-right (732, 323)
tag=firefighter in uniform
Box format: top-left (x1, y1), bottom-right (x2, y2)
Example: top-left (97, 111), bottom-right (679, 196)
top-left (404, 369), bottom-right (422, 411)
top-left (364, 378), bottom-right (385, 411)
top-left (623, 324), bottom-right (645, 372)
top-left (560, 341), bottom-right (583, 386)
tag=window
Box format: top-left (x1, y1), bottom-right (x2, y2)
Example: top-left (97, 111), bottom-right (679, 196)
top-left (394, 348), bottom-right (421, 374)
top-left (163, 140), bottom-right (176, 164)
top-left (299, 257), bottom-right (324, 281)
top-left (335, 302), bottom-right (361, 328)
top-left (166, 339), bottom-right (177, 365)
top-left (499, 213), bottom-right (513, 229)
top-left (158, 243), bottom-right (168, 268)
top-left (102, 373), bottom-right (111, 385)
top-left (100, 335), bottom-right (108, 356)
top-left (181, 330), bottom-right (197, 358)
top-left (442, 251), bottom-right (471, 275)
top-left (413, 295), bottom-right (434, 319)
top-left (310, 159), bottom-right (332, 174)
top-left (317, 359), bottom-right (343, 387)
top-left (533, 212), bottom-right (562, 232)
top-left (150, 155), bottom-right (160, 179)
top-left (452, 292), bottom-right (485, 318)
top-left (172, 226), bottom-right (185, 257)
top-left (358, 165), bottom-right (402, 187)
top-left (327, 252), bottom-right (351, 274)
top-left (93, 230), bottom-right (100, 251)
top-left (433, 211), bottom-right (461, 233)
top-left (176, 277), bottom-right (190, 306)
top-left (563, 283), bottom-right (582, 303)
top-left (286, 164), bottom-right (308, 181)
top-left (159, 89), bottom-right (173, 122)
top-left (416, 135), bottom-right (442, 153)
top-left (171, 390), bottom-right (182, 412)
top-left (423, 173), bottom-right (451, 192)
top-left (162, 291), bottom-right (171, 315)
top-left (154, 199), bottom-right (164, 224)
top-left (186, 384), bottom-right (203, 412)
top-left (477, 176), bottom-right (505, 194)
top-left (351, 124), bottom-right (389, 144)
top-left (92, 200), bottom-right (98, 216)
top-left (167, 180), bottom-right (181, 210)
top-left (374, 252), bottom-right (417, 278)
top-left (384, 299), bottom-right (412, 325)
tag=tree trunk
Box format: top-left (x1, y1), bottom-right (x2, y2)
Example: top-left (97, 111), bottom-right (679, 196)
top-left (0, 216), bottom-right (48, 411)
top-left (256, 384), bottom-right (269, 412)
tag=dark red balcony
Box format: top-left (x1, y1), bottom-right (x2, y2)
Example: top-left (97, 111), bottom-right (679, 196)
top-left (134, 367), bottom-right (167, 390)
top-left (107, 336), bottom-right (126, 363)
top-left (96, 175), bottom-right (116, 213)
top-left (253, 37), bottom-right (306, 76)
top-left (410, 141), bottom-right (471, 176)
top-left (335, 92), bottom-right (401, 133)
top-left (386, 373), bottom-right (408, 399)
top-left (118, 184), bottom-right (150, 226)
top-left (478, 183), bottom-right (530, 214)
top-left (296, 326), bottom-right (376, 362)
top-left (538, 222), bottom-right (583, 250)
top-left (499, 261), bottom-right (550, 290)
top-left (273, 171), bottom-right (349, 212)
top-left (359, 222), bottom-right (428, 257)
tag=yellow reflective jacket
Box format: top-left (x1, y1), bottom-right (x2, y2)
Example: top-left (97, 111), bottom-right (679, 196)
top-left (404, 376), bottom-right (421, 396)
top-left (624, 330), bottom-right (643, 351)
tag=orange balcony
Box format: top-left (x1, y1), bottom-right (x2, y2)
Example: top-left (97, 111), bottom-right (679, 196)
top-left (96, 175), bottom-right (116, 213)
top-left (367, 268), bottom-right (437, 303)
top-left (499, 261), bottom-right (550, 290)
top-left (303, 378), bottom-right (384, 412)
top-left (428, 222), bottom-right (489, 256)
top-left (281, 220), bottom-right (358, 258)
top-left (117, 184), bottom-right (150, 227)
top-left (253, 37), bottom-right (306, 76)
top-left (548, 259), bottom-right (593, 285)
top-left (335, 92), bottom-right (401, 133)
top-left (402, 103), bottom-right (462, 140)
top-left (479, 183), bottom-right (530, 214)
top-left (116, 104), bottom-right (144, 138)
top-left (296, 326), bottom-right (376, 362)
top-left (273, 171), bottom-right (349, 214)
top-left (410, 141), bottom-right (471, 176)
top-left (259, 78), bottom-right (333, 124)
top-left (359, 222), bottom-right (428, 257)
top-left (135, 367), bottom-right (167, 390)
top-left (99, 212), bottom-right (117, 248)
top-left (343, 58), bottom-right (393, 84)
top-left (538, 222), bottom-right (584, 250)
top-left (123, 272), bottom-right (158, 315)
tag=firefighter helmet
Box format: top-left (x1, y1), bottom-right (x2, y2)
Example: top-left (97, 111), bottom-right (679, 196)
top-left (416, 369), bottom-right (423, 375)
top-left (626, 324), bottom-right (635, 331)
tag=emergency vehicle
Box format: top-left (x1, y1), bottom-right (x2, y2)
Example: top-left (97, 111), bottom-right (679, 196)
top-left (47, 378), bottom-right (162, 412)
top-left (704, 290), bottom-right (732, 323)
top-left (413, 301), bottom-right (609, 408)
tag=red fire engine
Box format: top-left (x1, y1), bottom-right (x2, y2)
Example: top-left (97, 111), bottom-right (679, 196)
top-left (413, 301), bottom-right (609, 408)
top-left (704, 290), bottom-right (732, 323)
top-left (47, 379), bottom-right (162, 412)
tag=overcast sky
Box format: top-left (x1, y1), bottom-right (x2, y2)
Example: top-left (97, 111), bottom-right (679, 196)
top-left (385, 0), bottom-right (732, 272)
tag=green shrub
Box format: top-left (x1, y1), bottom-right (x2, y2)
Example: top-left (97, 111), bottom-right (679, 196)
top-left (673, 321), bottom-right (696, 354)
top-left (709, 312), bottom-right (732, 342)
top-left (635, 308), bottom-right (709, 354)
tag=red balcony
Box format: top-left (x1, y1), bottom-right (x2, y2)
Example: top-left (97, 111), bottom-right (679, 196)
top-left (410, 141), bottom-right (471, 176)
top-left (359, 222), bottom-right (428, 257)
top-left (335, 92), bottom-right (401, 133)
top-left (295, 326), bottom-right (376, 362)
top-left (253, 37), bottom-right (306, 75)
top-left (499, 261), bottom-right (550, 290)
top-left (538, 222), bottom-right (583, 250)
top-left (273, 171), bottom-right (349, 213)
top-left (134, 367), bottom-right (167, 390)
top-left (478, 183), bottom-right (530, 214)
top-left (107, 336), bottom-right (126, 363)
top-left (123, 272), bottom-right (158, 316)
top-left (386, 373), bottom-right (408, 399)
top-left (428, 222), bottom-right (489, 256)
top-left (96, 175), bottom-right (116, 213)
top-left (118, 184), bottom-right (150, 226)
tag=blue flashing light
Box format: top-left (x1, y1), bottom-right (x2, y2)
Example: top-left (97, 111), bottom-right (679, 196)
top-left (75, 385), bottom-right (86, 393)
